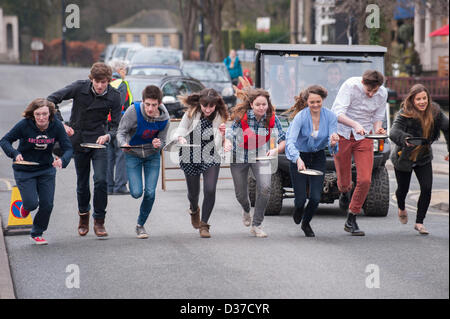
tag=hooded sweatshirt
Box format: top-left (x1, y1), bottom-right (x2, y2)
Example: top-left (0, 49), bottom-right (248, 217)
top-left (0, 118), bottom-right (73, 172)
top-left (117, 102), bottom-right (170, 158)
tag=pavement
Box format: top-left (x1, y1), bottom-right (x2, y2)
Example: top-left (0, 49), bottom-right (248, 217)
top-left (1, 160), bottom-right (447, 299)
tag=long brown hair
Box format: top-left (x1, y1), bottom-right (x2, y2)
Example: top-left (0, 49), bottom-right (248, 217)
top-left (231, 87), bottom-right (275, 128)
top-left (22, 98), bottom-right (56, 121)
top-left (401, 84), bottom-right (437, 161)
top-left (283, 85), bottom-right (328, 119)
top-left (179, 88), bottom-right (229, 121)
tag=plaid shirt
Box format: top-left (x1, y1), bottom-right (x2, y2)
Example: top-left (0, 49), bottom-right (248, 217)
top-left (226, 109), bottom-right (286, 163)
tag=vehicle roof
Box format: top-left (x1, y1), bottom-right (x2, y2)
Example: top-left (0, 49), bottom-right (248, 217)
top-left (115, 42), bottom-right (144, 48)
top-left (129, 64), bottom-right (181, 69)
top-left (126, 74), bottom-right (202, 83)
top-left (182, 61), bottom-right (224, 66)
top-left (255, 43), bottom-right (387, 53)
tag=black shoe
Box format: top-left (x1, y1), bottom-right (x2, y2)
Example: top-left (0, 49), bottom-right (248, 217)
top-left (301, 222), bottom-right (315, 237)
top-left (293, 206), bottom-right (304, 225)
top-left (339, 192), bottom-right (351, 212)
top-left (344, 213), bottom-right (365, 236)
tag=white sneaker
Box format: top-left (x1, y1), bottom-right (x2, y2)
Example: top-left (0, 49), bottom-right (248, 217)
top-left (242, 210), bottom-right (251, 227)
top-left (250, 225), bottom-right (267, 238)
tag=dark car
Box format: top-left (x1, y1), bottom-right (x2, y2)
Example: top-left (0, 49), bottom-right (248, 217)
top-left (181, 61), bottom-right (236, 108)
top-left (126, 75), bottom-right (205, 118)
top-left (249, 43), bottom-right (392, 217)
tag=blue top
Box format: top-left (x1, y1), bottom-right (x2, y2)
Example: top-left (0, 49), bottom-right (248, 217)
top-left (129, 102), bottom-right (168, 146)
top-left (0, 118), bottom-right (73, 172)
top-left (285, 107), bottom-right (338, 163)
top-left (223, 56), bottom-right (243, 80)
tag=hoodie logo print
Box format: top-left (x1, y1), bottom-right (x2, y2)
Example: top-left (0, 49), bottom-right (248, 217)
top-left (28, 135), bottom-right (55, 150)
top-left (141, 129), bottom-right (158, 140)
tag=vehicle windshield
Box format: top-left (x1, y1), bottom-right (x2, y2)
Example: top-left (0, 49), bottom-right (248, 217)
top-left (261, 54), bottom-right (384, 110)
top-left (113, 48), bottom-right (129, 60)
top-left (132, 50), bottom-right (182, 65)
top-left (129, 67), bottom-right (182, 76)
top-left (127, 79), bottom-right (160, 102)
top-left (162, 80), bottom-right (203, 98)
top-left (182, 64), bottom-right (230, 82)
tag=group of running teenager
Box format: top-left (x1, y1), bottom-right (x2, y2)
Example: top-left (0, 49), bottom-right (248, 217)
top-left (1, 62), bottom-right (448, 244)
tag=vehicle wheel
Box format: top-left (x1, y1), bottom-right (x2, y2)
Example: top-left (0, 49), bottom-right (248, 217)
top-left (265, 171), bottom-right (284, 216)
top-left (363, 166), bottom-right (389, 217)
top-left (248, 170), bottom-right (284, 215)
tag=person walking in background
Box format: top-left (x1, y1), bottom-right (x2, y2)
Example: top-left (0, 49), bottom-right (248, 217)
top-left (117, 85), bottom-right (169, 239)
top-left (107, 60), bottom-right (133, 195)
top-left (285, 85), bottom-right (339, 237)
top-left (0, 98), bottom-right (73, 245)
top-left (47, 62), bottom-right (122, 238)
top-left (331, 70), bottom-right (387, 236)
top-left (224, 87), bottom-right (286, 238)
top-left (389, 84), bottom-right (449, 235)
top-left (224, 49), bottom-right (243, 86)
top-left (167, 89), bottom-right (228, 238)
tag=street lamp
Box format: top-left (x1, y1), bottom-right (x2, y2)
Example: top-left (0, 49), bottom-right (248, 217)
top-left (61, 0), bottom-right (67, 66)
top-left (199, 0), bottom-right (205, 61)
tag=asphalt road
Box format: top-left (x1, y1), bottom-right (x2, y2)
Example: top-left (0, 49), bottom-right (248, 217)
top-left (0, 65), bottom-right (448, 299)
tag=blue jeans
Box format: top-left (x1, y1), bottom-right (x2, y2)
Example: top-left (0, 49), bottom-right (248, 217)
top-left (289, 150), bottom-right (326, 224)
top-left (107, 136), bottom-right (128, 193)
top-left (125, 152), bottom-right (160, 226)
top-left (14, 167), bottom-right (56, 237)
top-left (74, 149), bottom-right (108, 219)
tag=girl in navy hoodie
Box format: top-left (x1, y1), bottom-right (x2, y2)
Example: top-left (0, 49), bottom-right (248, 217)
top-left (0, 98), bottom-right (73, 245)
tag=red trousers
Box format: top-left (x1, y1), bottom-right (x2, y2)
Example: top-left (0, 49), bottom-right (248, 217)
top-left (334, 134), bottom-right (374, 214)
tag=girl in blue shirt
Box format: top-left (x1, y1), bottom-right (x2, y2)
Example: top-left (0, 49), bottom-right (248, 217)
top-left (285, 85), bottom-right (339, 237)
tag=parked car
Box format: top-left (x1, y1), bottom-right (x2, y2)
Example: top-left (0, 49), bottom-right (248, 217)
top-left (111, 42), bottom-right (143, 62)
top-left (128, 64), bottom-right (183, 77)
top-left (181, 61), bottom-right (236, 108)
top-left (249, 43), bottom-right (392, 217)
top-left (129, 47), bottom-right (183, 67)
top-left (99, 44), bottom-right (117, 63)
top-left (126, 74), bottom-right (205, 118)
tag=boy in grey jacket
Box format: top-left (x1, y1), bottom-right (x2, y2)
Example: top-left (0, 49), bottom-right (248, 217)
top-left (117, 85), bottom-right (170, 238)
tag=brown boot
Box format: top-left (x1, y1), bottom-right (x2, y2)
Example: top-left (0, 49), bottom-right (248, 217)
top-left (188, 207), bottom-right (200, 229)
top-left (78, 211), bottom-right (90, 236)
top-left (199, 221), bottom-right (211, 238)
top-left (93, 218), bottom-right (108, 238)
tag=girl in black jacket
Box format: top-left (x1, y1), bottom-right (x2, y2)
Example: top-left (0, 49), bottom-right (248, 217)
top-left (0, 98), bottom-right (73, 244)
top-left (389, 84), bottom-right (449, 235)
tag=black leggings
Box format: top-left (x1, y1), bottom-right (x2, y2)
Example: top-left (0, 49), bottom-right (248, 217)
top-left (184, 165), bottom-right (220, 223)
top-left (394, 162), bottom-right (433, 224)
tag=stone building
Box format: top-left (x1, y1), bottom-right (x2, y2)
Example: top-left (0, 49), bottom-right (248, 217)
top-left (0, 8), bottom-right (19, 63)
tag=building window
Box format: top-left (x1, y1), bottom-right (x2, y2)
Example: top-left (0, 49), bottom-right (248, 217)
top-left (148, 35), bottom-right (155, 46)
top-left (7, 24), bottom-right (13, 49)
top-left (118, 34), bottom-right (126, 43)
top-left (133, 34), bottom-right (141, 43)
top-left (163, 35), bottom-right (170, 47)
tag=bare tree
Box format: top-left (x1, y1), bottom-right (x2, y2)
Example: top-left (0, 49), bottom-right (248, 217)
top-left (178, 0), bottom-right (198, 60)
top-left (193, 0), bottom-right (226, 62)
